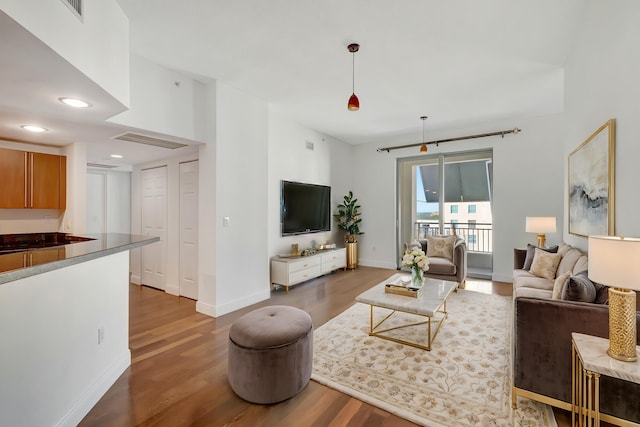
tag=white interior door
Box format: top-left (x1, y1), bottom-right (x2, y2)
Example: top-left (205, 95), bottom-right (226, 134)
top-left (141, 166), bottom-right (167, 290)
top-left (179, 161), bottom-right (199, 300)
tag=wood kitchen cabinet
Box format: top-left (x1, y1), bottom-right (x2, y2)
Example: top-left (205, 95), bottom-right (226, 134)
top-left (0, 148), bottom-right (66, 209)
top-left (0, 148), bottom-right (28, 208)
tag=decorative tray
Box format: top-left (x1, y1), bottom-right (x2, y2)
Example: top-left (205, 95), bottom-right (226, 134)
top-left (384, 278), bottom-right (422, 298)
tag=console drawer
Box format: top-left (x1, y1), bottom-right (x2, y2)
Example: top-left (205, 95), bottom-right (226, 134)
top-left (289, 265), bottom-right (322, 284)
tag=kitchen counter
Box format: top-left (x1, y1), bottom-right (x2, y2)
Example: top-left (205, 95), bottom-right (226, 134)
top-left (0, 233), bottom-right (159, 285)
top-left (0, 233), bottom-right (159, 426)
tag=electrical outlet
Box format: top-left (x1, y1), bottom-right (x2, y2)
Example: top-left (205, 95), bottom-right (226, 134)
top-left (97, 326), bottom-right (105, 344)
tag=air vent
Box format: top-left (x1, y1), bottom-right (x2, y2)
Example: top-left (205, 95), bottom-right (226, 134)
top-left (87, 163), bottom-right (118, 169)
top-left (112, 132), bottom-right (189, 149)
top-left (61, 0), bottom-right (83, 20)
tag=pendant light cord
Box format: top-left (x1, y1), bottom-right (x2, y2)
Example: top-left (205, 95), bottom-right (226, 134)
top-left (352, 52), bottom-right (355, 93)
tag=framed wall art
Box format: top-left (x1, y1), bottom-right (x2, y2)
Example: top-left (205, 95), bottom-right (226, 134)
top-left (568, 119), bottom-right (615, 237)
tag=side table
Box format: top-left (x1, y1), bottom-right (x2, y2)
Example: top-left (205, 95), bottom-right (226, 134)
top-left (571, 333), bottom-right (640, 427)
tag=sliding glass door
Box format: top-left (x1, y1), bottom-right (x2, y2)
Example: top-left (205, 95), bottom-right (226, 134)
top-left (397, 150), bottom-right (493, 268)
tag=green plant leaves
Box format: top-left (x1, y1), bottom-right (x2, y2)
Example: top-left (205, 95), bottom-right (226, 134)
top-left (334, 191), bottom-right (364, 235)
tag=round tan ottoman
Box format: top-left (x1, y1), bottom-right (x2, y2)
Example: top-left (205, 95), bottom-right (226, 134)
top-left (228, 305), bottom-right (313, 404)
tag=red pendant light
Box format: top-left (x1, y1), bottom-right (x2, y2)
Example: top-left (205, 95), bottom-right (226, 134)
top-left (420, 116), bottom-right (428, 153)
top-left (347, 43), bottom-right (360, 111)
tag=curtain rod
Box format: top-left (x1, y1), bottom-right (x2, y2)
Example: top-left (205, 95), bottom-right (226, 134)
top-left (376, 128), bottom-right (522, 153)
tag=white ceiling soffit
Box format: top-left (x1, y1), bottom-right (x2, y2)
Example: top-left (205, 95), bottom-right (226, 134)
top-left (112, 132), bottom-right (189, 149)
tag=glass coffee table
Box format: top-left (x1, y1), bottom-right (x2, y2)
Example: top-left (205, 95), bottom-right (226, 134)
top-left (355, 273), bottom-right (458, 351)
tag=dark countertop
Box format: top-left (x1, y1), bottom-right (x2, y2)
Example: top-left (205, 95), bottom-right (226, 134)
top-left (0, 233), bottom-right (159, 285)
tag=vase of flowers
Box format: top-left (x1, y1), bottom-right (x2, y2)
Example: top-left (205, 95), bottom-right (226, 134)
top-left (402, 248), bottom-right (429, 287)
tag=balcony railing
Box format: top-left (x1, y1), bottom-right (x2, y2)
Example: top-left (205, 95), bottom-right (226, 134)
top-left (415, 220), bottom-right (493, 253)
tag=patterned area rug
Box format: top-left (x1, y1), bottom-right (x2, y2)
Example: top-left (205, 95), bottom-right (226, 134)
top-left (311, 289), bottom-right (557, 427)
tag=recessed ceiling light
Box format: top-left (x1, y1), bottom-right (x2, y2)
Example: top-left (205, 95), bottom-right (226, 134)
top-left (21, 125), bottom-right (47, 133)
top-left (110, 154), bottom-right (123, 159)
top-left (59, 97), bottom-right (91, 108)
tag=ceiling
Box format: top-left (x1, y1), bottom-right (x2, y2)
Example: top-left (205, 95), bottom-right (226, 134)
top-left (0, 1), bottom-right (588, 167)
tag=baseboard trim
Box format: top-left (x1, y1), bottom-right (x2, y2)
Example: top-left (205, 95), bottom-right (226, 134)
top-left (196, 289), bottom-right (270, 318)
top-left (56, 349), bottom-right (131, 427)
top-left (165, 284), bottom-right (179, 296)
top-left (130, 274), bottom-right (141, 285)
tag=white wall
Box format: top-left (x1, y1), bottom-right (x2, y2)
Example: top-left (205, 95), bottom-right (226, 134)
top-left (267, 107), bottom-right (353, 257)
top-left (108, 54), bottom-right (207, 142)
top-left (563, 0), bottom-right (640, 251)
top-left (62, 142), bottom-right (88, 235)
top-left (87, 170), bottom-right (131, 235)
top-left (107, 172), bottom-right (132, 234)
top-left (0, 0), bottom-right (130, 106)
top-left (352, 114), bottom-right (566, 282)
top-left (197, 84), bottom-right (217, 313)
top-left (199, 82), bottom-right (270, 316)
top-left (0, 251), bottom-right (131, 427)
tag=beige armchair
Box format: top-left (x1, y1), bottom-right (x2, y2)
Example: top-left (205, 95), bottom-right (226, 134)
top-left (407, 236), bottom-right (467, 286)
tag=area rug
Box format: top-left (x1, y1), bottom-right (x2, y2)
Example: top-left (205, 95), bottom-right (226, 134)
top-left (311, 289), bottom-right (557, 427)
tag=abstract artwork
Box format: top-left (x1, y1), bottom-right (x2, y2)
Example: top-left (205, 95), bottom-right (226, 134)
top-left (568, 119), bottom-right (615, 237)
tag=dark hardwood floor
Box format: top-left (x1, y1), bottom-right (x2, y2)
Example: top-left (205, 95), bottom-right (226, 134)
top-left (80, 267), bottom-right (577, 427)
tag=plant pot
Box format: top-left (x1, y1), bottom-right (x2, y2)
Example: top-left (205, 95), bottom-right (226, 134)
top-left (345, 234), bottom-right (357, 243)
top-left (346, 242), bottom-right (358, 269)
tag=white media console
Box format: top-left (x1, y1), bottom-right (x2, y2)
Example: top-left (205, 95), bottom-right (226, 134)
top-left (270, 247), bottom-right (346, 292)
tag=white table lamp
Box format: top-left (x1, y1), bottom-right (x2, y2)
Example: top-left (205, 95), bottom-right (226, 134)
top-left (588, 236), bottom-right (640, 362)
top-left (525, 216), bottom-right (556, 248)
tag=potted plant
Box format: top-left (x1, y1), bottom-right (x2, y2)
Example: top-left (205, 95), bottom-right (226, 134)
top-left (334, 191), bottom-right (363, 243)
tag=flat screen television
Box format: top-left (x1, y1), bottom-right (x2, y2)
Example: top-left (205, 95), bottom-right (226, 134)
top-left (281, 180), bottom-right (331, 236)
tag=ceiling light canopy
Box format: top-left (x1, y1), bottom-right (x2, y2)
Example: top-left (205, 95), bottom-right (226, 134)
top-left (21, 124), bottom-right (47, 133)
top-left (59, 97), bottom-right (91, 108)
top-left (347, 43), bottom-right (360, 111)
top-left (110, 154), bottom-right (123, 159)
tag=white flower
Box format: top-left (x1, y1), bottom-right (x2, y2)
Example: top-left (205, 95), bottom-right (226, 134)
top-left (402, 248), bottom-right (429, 271)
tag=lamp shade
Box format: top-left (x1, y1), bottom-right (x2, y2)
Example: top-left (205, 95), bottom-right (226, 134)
top-left (588, 236), bottom-right (640, 291)
top-left (348, 93), bottom-right (359, 111)
top-left (525, 216), bottom-right (556, 233)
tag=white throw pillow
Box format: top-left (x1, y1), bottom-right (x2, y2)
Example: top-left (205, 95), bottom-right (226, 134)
top-left (552, 271), bottom-right (571, 299)
top-left (530, 248), bottom-right (562, 281)
top-left (426, 235), bottom-right (455, 260)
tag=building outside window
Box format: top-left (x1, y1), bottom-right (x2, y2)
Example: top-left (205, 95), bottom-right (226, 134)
top-left (468, 235), bottom-right (477, 244)
top-left (451, 205), bottom-right (458, 214)
top-left (469, 219), bottom-right (476, 229)
top-left (468, 204), bottom-right (477, 214)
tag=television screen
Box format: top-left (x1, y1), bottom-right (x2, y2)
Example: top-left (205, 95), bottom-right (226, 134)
top-left (281, 181), bottom-right (331, 236)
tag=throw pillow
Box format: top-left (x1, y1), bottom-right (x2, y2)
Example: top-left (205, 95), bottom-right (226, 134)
top-left (529, 248), bottom-right (562, 281)
top-left (572, 271), bottom-right (610, 304)
top-left (426, 235), bottom-right (456, 260)
top-left (552, 271), bottom-right (571, 300)
top-left (523, 243), bottom-right (559, 270)
top-left (561, 272), bottom-right (597, 303)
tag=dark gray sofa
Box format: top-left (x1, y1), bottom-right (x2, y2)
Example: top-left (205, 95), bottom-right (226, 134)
top-left (512, 253), bottom-right (640, 424)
